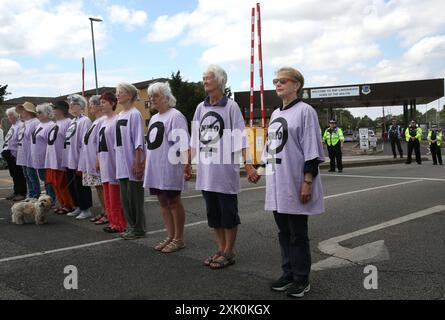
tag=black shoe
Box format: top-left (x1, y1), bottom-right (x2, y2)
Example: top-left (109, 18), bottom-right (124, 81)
top-left (400, 156), bottom-right (404, 159)
top-left (286, 281), bottom-right (311, 298)
top-left (338, 169), bottom-right (343, 173)
top-left (328, 169), bottom-right (335, 172)
top-left (405, 162), bottom-right (411, 164)
top-left (393, 156), bottom-right (397, 159)
top-left (417, 162), bottom-right (422, 165)
top-left (6, 194), bottom-right (16, 200)
top-left (433, 163), bottom-right (438, 166)
top-left (271, 276), bottom-right (293, 292)
top-left (103, 226), bottom-right (120, 234)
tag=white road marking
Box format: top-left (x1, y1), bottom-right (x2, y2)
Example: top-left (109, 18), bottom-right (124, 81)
top-left (0, 221), bottom-right (208, 264)
top-left (0, 179), bottom-right (424, 264)
top-left (324, 180), bottom-right (421, 200)
top-left (312, 205), bottom-right (445, 271)
top-left (321, 173), bottom-right (445, 182)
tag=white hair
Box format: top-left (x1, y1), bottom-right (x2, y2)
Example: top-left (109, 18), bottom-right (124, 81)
top-left (6, 107), bottom-right (19, 118)
top-left (147, 82), bottom-right (177, 108)
top-left (89, 95), bottom-right (101, 106)
top-left (117, 83), bottom-right (139, 102)
top-left (36, 103), bottom-right (54, 119)
top-left (204, 65), bottom-right (227, 93)
top-left (67, 94), bottom-right (88, 109)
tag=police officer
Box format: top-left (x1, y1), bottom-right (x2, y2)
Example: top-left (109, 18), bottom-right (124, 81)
top-left (388, 118), bottom-right (403, 159)
top-left (405, 120), bottom-right (422, 165)
top-left (428, 125), bottom-right (443, 165)
top-left (323, 120), bottom-right (344, 172)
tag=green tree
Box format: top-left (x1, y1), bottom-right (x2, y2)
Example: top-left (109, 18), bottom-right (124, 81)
top-left (0, 84), bottom-right (9, 104)
top-left (169, 71), bottom-right (206, 130)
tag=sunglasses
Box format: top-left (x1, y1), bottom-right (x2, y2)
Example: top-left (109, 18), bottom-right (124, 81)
top-left (273, 78), bottom-right (297, 86)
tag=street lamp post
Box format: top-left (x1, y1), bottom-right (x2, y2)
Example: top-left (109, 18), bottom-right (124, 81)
top-left (89, 17), bottom-right (102, 95)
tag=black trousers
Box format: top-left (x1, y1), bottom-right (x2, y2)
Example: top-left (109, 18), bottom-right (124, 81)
top-left (327, 143), bottom-right (343, 171)
top-left (430, 143), bottom-right (443, 165)
top-left (407, 140), bottom-right (421, 164)
top-left (390, 139), bottom-right (403, 158)
top-left (66, 169), bottom-right (92, 210)
top-left (1, 150), bottom-right (27, 196)
top-left (273, 212), bottom-right (311, 282)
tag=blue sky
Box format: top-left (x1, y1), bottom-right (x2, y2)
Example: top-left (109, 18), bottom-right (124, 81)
top-left (1, 0), bottom-right (444, 119)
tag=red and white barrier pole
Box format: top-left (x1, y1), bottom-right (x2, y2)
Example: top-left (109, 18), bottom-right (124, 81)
top-left (256, 3), bottom-right (266, 128)
top-left (249, 8), bottom-right (255, 128)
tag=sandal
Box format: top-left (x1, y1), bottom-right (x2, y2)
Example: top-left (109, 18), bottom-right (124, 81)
top-left (95, 216), bottom-right (109, 225)
top-left (204, 251), bottom-right (223, 266)
top-left (154, 237), bottom-right (172, 251)
top-left (161, 239), bottom-right (185, 253)
top-left (210, 253), bottom-right (235, 270)
top-left (90, 214), bottom-right (105, 223)
top-left (56, 208), bottom-right (72, 215)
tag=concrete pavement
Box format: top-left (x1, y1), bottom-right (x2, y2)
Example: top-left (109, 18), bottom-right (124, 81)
top-left (0, 163), bottom-right (444, 300)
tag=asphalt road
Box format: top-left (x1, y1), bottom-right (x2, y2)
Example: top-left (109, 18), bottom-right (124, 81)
top-left (0, 162), bottom-right (444, 300)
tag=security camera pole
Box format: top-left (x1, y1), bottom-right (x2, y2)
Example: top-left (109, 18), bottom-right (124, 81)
top-left (89, 17), bottom-right (103, 95)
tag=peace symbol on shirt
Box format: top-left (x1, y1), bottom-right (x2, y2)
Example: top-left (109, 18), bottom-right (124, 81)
top-left (266, 117), bottom-right (288, 155)
top-left (199, 111), bottom-right (225, 145)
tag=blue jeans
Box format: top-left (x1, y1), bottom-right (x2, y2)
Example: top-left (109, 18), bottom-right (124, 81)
top-left (23, 166), bottom-right (41, 199)
top-left (37, 169), bottom-right (56, 203)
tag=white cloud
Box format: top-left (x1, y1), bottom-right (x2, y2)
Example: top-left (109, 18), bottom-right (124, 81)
top-left (109, 5), bottom-right (147, 31)
top-left (147, 0), bottom-right (445, 87)
top-left (0, 0), bottom-right (106, 59)
top-left (1, 58), bottom-right (132, 98)
top-left (0, 59), bottom-right (23, 75)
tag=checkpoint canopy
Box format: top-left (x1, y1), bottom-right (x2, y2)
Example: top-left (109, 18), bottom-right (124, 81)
top-left (234, 78), bottom-right (445, 127)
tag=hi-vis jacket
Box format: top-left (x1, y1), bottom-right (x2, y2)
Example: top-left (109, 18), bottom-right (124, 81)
top-left (405, 127), bottom-right (422, 142)
top-left (428, 130), bottom-right (443, 146)
top-left (323, 128), bottom-right (344, 146)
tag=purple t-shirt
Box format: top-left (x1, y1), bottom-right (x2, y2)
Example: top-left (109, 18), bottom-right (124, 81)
top-left (263, 101), bottom-right (325, 215)
top-left (98, 115), bottom-right (119, 185)
top-left (2, 121), bottom-right (24, 158)
top-left (16, 118), bottom-right (40, 167)
top-left (62, 115), bottom-right (92, 170)
top-left (78, 116), bottom-right (106, 175)
top-left (144, 108), bottom-right (189, 191)
top-left (30, 121), bottom-right (55, 169)
top-left (45, 118), bottom-right (72, 171)
top-left (190, 97), bottom-right (247, 194)
top-left (115, 107), bottom-right (146, 182)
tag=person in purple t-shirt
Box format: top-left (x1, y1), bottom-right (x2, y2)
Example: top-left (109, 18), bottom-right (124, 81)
top-left (78, 95), bottom-right (107, 223)
top-left (15, 102), bottom-right (41, 201)
top-left (64, 94), bottom-right (93, 220)
top-left (252, 67), bottom-right (325, 299)
top-left (97, 92), bottom-right (127, 234)
top-left (45, 101), bottom-right (75, 215)
top-left (31, 103), bottom-right (56, 203)
top-left (115, 83), bottom-right (146, 240)
top-left (188, 65), bottom-right (258, 269)
top-left (1, 107), bottom-right (27, 201)
top-left (144, 82), bottom-right (189, 253)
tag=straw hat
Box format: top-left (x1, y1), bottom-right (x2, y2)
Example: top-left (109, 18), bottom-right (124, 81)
top-left (16, 102), bottom-right (36, 114)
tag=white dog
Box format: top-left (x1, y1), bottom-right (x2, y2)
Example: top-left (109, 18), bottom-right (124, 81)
top-left (11, 195), bottom-right (53, 225)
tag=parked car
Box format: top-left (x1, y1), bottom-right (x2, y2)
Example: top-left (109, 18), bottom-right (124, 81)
top-left (344, 130), bottom-right (355, 142)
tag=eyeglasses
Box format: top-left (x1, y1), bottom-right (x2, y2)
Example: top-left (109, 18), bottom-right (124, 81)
top-left (36, 111), bottom-right (42, 115)
top-left (273, 78), bottom-right (297, 86)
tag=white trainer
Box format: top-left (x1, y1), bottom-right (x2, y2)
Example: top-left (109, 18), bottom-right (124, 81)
top-left (67, 208), bottom-right (81, 217)
top-left (76, 209), bottom-right (92, 220)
